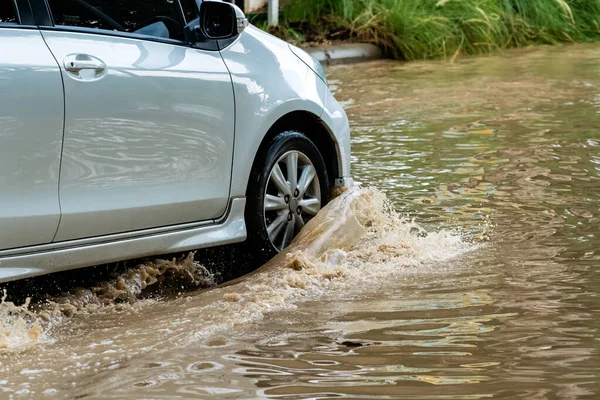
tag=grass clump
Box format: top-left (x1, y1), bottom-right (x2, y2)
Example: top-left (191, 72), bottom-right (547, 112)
top-left (270, 0), bottom-right (600, 60)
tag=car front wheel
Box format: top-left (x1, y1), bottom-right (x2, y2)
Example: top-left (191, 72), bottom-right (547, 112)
top-left (245, 131), bottom-right (330, 263)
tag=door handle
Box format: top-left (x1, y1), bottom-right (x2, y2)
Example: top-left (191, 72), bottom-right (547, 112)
top-left (63, 54), bottom-right (107, 80)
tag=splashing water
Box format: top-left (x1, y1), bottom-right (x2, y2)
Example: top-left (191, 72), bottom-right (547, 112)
top-left (41, 252), bottom-right (216, 318)
top-left (0, 187), bottom-right (475, 355)
top-left (0, 292), bottom-right (43, 353)
top-left (206, 187), bottom-right (475, 335)
top-left (0, 253), bottom-right (215, 353)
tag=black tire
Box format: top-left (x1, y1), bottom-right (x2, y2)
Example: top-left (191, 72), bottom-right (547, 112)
top-left (245, 131), bottom-right (330, 264)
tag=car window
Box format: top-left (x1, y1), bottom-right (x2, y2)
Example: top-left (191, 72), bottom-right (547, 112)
top-left (0, 1), bottom-right (18, 24)
top-left (46, 0), bottom-right (185, 41)
top-left (179, 0), bottom-right (198, 23)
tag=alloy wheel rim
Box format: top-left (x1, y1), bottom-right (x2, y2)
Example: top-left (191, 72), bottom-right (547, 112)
top-left (263, 150), bottom-right (321, 252)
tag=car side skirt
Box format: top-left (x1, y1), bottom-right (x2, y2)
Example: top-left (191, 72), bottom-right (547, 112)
top-left (0, 199), bottom-right (247, 283)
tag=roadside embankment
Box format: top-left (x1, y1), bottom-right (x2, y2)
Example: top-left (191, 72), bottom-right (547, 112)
top-left (263, 0), bottom-right (600, 61)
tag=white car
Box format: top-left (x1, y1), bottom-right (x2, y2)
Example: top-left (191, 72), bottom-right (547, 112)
top-left (0, 0), bottom-right (352, 283)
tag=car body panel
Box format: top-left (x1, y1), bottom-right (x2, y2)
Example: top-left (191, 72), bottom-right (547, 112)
top-left (220, 26), bottom-right (351, 197)
top-left (0, 18), bottom-right (352, 283)
top-left (40, 30), bottom-right (235, 241)
top-left (0, 28), bottom-right (64, 250)
top-left (321, 82), bottom-right (352, 181)
top-left (0, 198), bottom-right (246, 284)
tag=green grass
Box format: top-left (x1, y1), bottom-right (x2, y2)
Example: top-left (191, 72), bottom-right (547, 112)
top-left (269, 0), bottom-right (600, 60)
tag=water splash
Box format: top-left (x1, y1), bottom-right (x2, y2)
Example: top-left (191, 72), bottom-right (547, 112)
top-left (187, 187), bottom-right (477, 340)
top-left (0, 291), bottom-right (43, 353)
top-left (0, 187), bottom-right (476, 354)
top-left (0, 253), bottom-right (215, 353)
top-left (41, 252), bottom-right (215, 318)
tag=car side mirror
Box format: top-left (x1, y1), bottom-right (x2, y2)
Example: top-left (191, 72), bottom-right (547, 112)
top-left (199, 1), bottom-right (248, 40)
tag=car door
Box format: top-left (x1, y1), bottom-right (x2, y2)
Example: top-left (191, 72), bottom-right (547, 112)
top-left (0, 1), bottom-right (64, 250)
top-left (35, 0), bottom-right (235, 241)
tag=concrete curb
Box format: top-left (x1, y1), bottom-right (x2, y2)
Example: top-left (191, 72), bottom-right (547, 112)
top-left (306, 43), bottom-right (383, 66)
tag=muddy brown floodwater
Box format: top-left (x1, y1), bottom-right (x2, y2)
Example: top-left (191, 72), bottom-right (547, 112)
top-left (2, 43), bottom-right (600, 399)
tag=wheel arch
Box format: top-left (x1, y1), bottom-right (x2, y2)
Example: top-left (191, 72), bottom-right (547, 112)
top-left (248, 110), bottom-right (341, 195)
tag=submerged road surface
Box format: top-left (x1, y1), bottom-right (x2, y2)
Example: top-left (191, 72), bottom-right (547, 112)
top-left (2, 43), bottom-right (600, 398)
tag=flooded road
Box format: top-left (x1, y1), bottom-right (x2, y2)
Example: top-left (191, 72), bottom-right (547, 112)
top-left (2, 43), bottom-right (600, 398)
